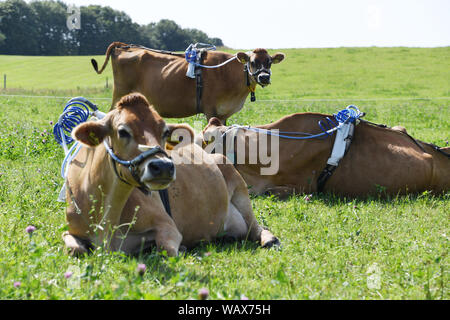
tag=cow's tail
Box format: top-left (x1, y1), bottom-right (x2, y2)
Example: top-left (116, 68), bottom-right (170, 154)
top-left (91, 42), bottom-right (128, 74)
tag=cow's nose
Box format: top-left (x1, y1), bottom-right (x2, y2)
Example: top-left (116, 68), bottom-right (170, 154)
top-left (147, 158), bottom-right (175, 180)
top-left (258, 73), bottom-right (271, 85)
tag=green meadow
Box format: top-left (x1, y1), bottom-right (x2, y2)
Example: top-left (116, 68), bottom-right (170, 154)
top-left (1, 46), bottom-right (449, 98)
top-left (0, 47), bottom-right (448, 299)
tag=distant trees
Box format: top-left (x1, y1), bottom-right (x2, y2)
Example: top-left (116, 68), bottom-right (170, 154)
top-left (0, 0), bottom-right (223, 55)
top-left (71, 5), bottom-right (144, 55)
top-left (0, 0), bottom-right (41, 55)
top-left (30, 0), bottom-right (69, 55)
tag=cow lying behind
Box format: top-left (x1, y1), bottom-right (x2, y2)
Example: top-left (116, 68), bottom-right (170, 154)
top-left (199, 114), bottom-right (450, 198)
top-left (63, 93), bottom-right (279, 256)
top-left (91, 42), bottom-right (285, 123)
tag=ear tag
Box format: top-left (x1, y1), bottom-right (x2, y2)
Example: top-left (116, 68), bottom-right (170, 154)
top-left (88, 132), bottom-right (100, 145)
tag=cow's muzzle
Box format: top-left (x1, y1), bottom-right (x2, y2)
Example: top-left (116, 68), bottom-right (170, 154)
top-left (247, 64), bottom-right (272, 87)
top-left (104, 140), bottom-right (174, 193)
top-left (141, 157), bottom-right (175, 190)
top-left (257, 73), bottom-right (271, 86)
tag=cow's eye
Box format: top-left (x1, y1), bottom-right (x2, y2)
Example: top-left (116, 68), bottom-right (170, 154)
top-left (118, 129), bottom-right (131, 139)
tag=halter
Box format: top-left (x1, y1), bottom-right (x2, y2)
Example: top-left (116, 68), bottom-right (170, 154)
top-left (103, 139), bottom-right (169, 195)
top-left (244, 62), bottom-right (272, 102)
top-left (245, 61), bottom-right (272, 80)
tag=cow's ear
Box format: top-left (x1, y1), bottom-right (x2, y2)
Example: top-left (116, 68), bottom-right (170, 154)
top-left (271, 52), bottom-right (285, 64)
top-left (236, 52), bottom-right (250, 64)
top-left (72, 119), bottom-right (110, 147)
top-left (165, 123), bottom-right (195, 149)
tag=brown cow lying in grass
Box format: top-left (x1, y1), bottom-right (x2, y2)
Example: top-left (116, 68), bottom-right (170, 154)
top-left (199, 114), bottom-right (450, 198)
top-left (62, 93), bottom-right (279, 256)
top-left (91, 42), bottom-right (285, 123)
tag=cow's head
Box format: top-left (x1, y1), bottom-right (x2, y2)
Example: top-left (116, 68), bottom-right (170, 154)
top-left (200, 117), bottom-right (228, 148)
top-left (236, 49), bottom-right (285, 87)
top-left (73, 93), bottom-right (175, 191)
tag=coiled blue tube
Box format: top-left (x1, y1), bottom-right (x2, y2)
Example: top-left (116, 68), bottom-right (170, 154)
top-left (53, 102), bottom-right (90, 145)
top-left (334, 105), bottom-right (362, 124)
top-left (52, 97), bottom-right (100, 179)
top-left (53, 98), bottom-right (98, 146)
top-left (318, 117), bottom-right (339, 137)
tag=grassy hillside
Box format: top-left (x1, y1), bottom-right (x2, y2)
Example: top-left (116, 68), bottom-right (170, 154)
top-left (0, 47), bottom-right (449, 99)
top-left (0, 55), bottom-right (111, 91)
top-left (0, 47), bottom-right (448, 300)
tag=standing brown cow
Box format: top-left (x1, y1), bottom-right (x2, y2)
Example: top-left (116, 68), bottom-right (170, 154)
top-left (91, 42), bottom-right (285, 123)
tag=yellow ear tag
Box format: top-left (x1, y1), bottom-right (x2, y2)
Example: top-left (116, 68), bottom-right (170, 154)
top-left (88, 132), bottom-right (99, 145)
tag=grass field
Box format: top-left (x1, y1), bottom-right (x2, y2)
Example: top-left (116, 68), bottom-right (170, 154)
top-left (0, 47), bottom-right (448, 300)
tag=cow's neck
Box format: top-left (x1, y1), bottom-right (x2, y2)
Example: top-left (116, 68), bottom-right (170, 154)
top-left (214, 69), bottom-right (257, 122)
top-left (233, 129), bottom-right (263, 170)
top-left (90, 147), bottom-right (136, 248)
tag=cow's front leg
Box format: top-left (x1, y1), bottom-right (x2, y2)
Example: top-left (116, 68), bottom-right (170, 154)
top-left (154, 223), bottom-right (183, 257)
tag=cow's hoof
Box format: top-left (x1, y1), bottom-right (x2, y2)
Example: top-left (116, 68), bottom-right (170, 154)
top-left (161, 245), bottom-right (179, 257)
top-left (262, 237), bottom-right (280, 249)
top-left (260, 229), bottom-right (280, 249)
top-left (62, 231), bottom-right (90, 257)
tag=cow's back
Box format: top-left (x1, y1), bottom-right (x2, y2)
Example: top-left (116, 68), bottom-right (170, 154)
top-left (326, 123), bottom-right (435, 196)
top-left (230, 113), bottom-right (445, 197)
top-left (110, 47), bottom-right (197, 116)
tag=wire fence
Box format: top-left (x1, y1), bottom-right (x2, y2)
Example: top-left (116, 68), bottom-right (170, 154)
top-left (1, 93), bottom-right (449, 103)
top-left (0, 94), bottom-right (112, 101)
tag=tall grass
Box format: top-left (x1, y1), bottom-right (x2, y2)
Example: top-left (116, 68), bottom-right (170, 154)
top-left (0, 47), bottom-right (448, 299)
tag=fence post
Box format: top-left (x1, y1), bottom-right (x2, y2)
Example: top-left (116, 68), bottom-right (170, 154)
top-left (3, 74), bottom-right (5, 89)
top-left (105, 77), bottom-right (108, 89)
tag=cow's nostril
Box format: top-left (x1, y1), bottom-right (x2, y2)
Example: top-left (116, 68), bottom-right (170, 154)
top-left (258, 74), bottom-right (270, 83)
top-left (147, 159), bottom-right (174, 179)
top-left (148, 161), bottom-right (162, 176)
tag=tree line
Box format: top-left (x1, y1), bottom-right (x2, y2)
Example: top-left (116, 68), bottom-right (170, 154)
top-left (0, 0), bottom-right (224, 55)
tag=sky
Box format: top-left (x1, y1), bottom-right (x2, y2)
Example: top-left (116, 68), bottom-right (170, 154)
top-left (41, 0), bottom-right (450, 49)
